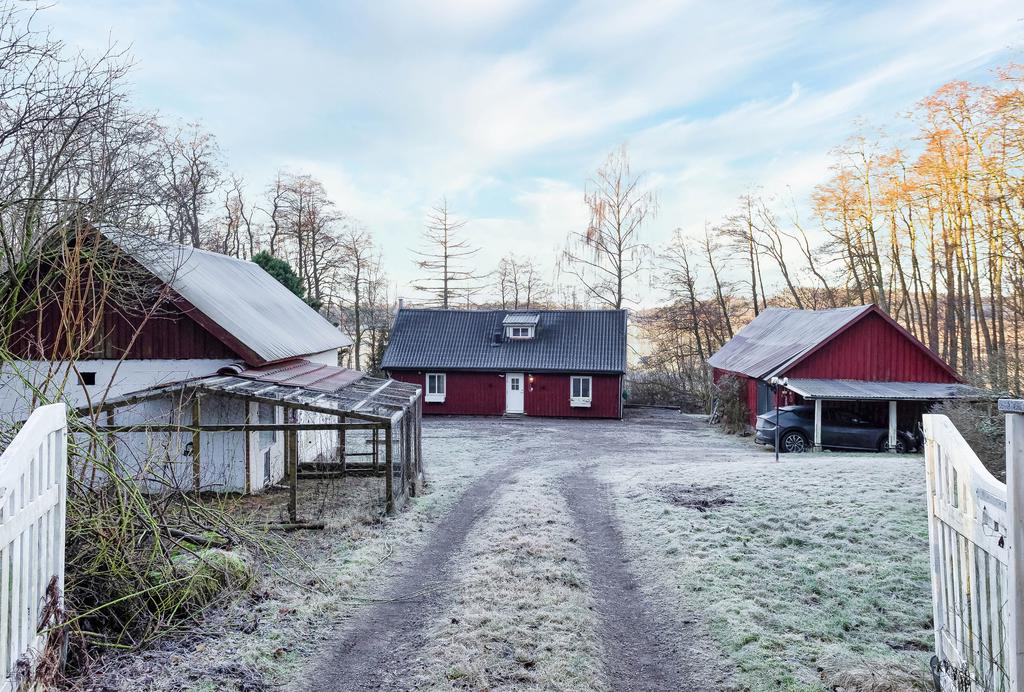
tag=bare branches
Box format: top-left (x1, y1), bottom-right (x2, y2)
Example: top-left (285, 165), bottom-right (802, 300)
top-left (560, 145), bottom-right (656, 309)
top-left (495, 253), bottom-right (551, 309)
top-left (411, 199), bottom-right (486, 308)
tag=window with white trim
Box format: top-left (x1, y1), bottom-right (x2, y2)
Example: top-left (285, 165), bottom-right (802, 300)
top-left (570, 375), bottom-right (592, 407)
top-left (426, 373), bottom-right (446, 402)
top-left (506, 326), bottom-right (535, 339)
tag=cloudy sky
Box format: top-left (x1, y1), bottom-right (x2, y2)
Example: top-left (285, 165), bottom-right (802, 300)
top-left (47, 0), bottom-right (1022, 304)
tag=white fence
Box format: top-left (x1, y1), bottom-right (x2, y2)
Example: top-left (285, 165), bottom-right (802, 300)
top-left (924, 411), bottom-right (1024, 692)
top-left (0, 404), bottom-right (68, 692)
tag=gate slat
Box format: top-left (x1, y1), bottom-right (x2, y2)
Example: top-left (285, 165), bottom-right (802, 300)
top-left (924, 415), bottom-right (1013, 692)
top-left (0, 404), bottom-right (67, 692)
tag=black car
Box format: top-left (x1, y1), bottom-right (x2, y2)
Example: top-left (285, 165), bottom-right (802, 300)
top-left (755, 404), bottom-right (919, 453)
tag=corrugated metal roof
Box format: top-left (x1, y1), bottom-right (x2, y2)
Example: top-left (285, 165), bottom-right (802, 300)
top-left (502, 313), bottom-right (540, 326)
top-left (101, 228), bottom-right (350, 365)
top-left (222, 359), bottom-right (365, 392)
top-left (707, 305), bottom-right (872, 378)
top-left (786, 379), bottom-right (994, 401)
top-left (382, 309), bottom-right (627, 374)
top-left (88, 360), bottom-right (421, 421)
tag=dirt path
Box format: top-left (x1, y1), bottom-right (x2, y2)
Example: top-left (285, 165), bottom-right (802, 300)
top-left (304, 460), bottom-right (523, 691)
top-left (562, 470), bottom-right (721, 692)
top-left (304, 411), bottom-right (731, 690)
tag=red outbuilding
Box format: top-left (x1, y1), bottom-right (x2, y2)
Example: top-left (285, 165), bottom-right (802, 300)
top-left (382, 308), bottom-right (627, 419)
top-left (707, 304), bottom-right (989, 449)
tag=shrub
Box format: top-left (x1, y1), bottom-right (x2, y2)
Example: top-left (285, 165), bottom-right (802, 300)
top-left (624, 370), bottom-right (704, 412)
top-left (930, 400), bottom-right (1005, 480)
top-left (715, 374), bottom-right (750, 435)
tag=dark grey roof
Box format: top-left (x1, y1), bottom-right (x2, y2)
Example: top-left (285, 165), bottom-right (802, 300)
top-left (503, 313), bottom-right (540, 326)
top-left (786, 379), bottom-right (994, 401)
top-left (382, 309), bottom-right (627, 374)
top-left (707, 305), bottom-right (873, 379)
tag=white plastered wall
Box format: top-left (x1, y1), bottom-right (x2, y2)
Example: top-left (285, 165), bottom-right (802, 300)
top-left (296, 348), bottom-right (344, 466)
top-left (0, 358), bottom-right (236, 420)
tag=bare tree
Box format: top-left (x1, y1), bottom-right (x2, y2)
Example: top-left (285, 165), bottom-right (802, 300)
top-left (560, 145), bottom-right (656, 309)
top-left (259, 172), bottom-right (343, 310)
top-left (260, 170), bottom-right (289, 255)
top-left (336, 226), bottom-right (376, 369)
top-left (412, 199), bottom-right (484, 308)
top-left (361, 254), bottom-right (392, 374)
top-left (212, 175), bottom-right (255, 258)
top-left (495, 253), bottom-right (551, 309)
top-left (153, 122), bottom-right (222, 247)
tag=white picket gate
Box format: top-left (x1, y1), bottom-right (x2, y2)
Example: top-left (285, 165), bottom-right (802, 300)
top-left (0, 404), bottom-right (68, 692)
top-left (924, 410), bottom-right (1024, 692)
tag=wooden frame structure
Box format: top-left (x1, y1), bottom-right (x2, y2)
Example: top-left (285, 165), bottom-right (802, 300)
top-left (78, 371), bottom-right (424, 519)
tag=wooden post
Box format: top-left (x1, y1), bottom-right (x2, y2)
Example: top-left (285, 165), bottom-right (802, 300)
top-left (413, 400), bottom-right (420, 491)
top-left (243, 402), bottom-right (252, 494)
top-left (191, 395), bottom-right (201, 493)
top-left (1003, 402), bottom-right (1024, 691)
top-left (888, 400), bottom-right (898, 452)
top-left (286, 409), bottom-right (298, 524)
top-left (403, 415), bottom-right (413, 498)
top-left (813, 399), bottom-right (822, 451)
top-left (921, 416), bottom-right (946, 671)
top-left (384, 423), bottom-right (394, 514)
top-left (338, 415), bottom-right (347, 476)
top-left (418, 398), bottom-right (425, 489)
top-left (372, 427), bottom-right (379, 474)
top-left (409, 406), bottom-right (419, 497)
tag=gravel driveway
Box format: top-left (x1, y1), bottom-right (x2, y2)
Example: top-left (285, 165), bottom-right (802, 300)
top-left (304, 409), bottom-right (739, 691)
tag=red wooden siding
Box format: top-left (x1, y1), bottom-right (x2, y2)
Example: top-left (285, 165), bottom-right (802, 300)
top-left (9, 297), bottom-right (238, 361)
top-left (389, 371), bottom-right (505, 416)
top-left (783, 311), bottom-right (957, 382)
top-left (388, 370), bottom-right (622, 419)
top-left (525, 373), bottom-right (621, 419)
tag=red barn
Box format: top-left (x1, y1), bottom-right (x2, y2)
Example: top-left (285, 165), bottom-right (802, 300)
top-left (707, 304), bottom-right (988, 449)
top-left (382, 308), bottom-right (627, 419)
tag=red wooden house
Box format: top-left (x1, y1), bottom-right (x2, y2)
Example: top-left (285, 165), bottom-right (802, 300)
top-left (382, 308), bottom-right (627, 419)
top-left (707, 304), bottom-right (988, 448)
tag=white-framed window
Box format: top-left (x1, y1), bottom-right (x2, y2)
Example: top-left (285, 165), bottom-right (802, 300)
top-left (570, 376), bottom-right (592, 407)
top-left (426, 373), bottom-right (447, 402)
top-left (506, 326), bottom-right (534, 339)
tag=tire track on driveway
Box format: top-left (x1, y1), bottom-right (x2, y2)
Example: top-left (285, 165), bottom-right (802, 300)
top-left (304, 460), bottom-right (523, 692)
top-left (562, 469), bottom-right (720, 692)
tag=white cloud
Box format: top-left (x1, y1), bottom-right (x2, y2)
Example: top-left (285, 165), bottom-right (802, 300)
top-left (40, 0), bottom-right (1024, 304)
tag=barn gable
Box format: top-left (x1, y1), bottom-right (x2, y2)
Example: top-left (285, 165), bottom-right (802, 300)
top-left (707, 305), bottom-right (871, 379)
top-left (8, 288), bottom-right (238, 361)
top-left (101, 228), bottom-right (349, 365)
top-left (9, 227), bottom-right (350, 366)
top-left (782, 309), bottom-right (959, 383)
top-left (708, 304), bottom-right (960, 383)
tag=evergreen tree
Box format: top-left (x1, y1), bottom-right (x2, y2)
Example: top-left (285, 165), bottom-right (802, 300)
top-left (252, 251), bottom-right (322, 311)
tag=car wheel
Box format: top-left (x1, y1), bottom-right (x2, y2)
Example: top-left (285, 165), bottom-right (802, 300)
top-left (879, 437), bottom-right (907, 454)
top-left (780, 431), bottom-right (808, 454)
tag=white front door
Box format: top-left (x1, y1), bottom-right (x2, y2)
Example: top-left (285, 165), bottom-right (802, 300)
top-left (505, 373), bottom-right (525, 413)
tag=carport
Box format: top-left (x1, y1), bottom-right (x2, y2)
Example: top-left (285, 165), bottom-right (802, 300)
top-left (783, 379), bottom-right (994, 452)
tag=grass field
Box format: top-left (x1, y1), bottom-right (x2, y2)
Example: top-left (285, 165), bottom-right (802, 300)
top-left (604, 452), bottom-right (934, 691)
